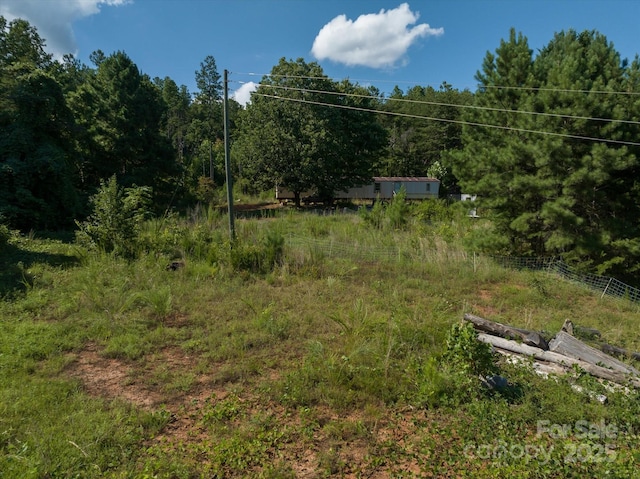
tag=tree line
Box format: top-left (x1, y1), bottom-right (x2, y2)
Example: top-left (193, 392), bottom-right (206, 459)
top-left (1, 18), bottom-right (639, 281)
top-left (0, 16), bottom-right (465, 230)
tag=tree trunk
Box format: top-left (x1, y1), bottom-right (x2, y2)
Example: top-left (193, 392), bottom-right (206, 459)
top-left (477, 333), bottom-right (640, 387)
top-left (549, 331), bottom-right (640, 375)
top-left (464, 313), bottom-right (549, 350)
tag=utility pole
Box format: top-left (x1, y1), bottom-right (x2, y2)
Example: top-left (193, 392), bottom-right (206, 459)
top-left (223, 69), bottom-right (235, 243)
top-left (209, 141), bottom-right (213, 183)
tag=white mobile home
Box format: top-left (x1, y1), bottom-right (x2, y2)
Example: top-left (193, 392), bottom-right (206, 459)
top-left (335, 177), bottom-right (439, 200)
top-left (276, 177), bottom-right (440, 202)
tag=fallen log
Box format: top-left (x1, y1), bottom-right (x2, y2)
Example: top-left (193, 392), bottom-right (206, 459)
top-left (464, 313), bottom-right (549, 350)
top-left (575, 326), bottom-right (601, 340)
top-left (477, 333), bottom-right (640, 388)
top-left (499, 350), bottom-right (608, 403)
top-left (499, 349), bottom-right (568, 376)
top-left (549, 331), bottom-right (640, 375)
top-left (601, 343), bottom-right (640, 362)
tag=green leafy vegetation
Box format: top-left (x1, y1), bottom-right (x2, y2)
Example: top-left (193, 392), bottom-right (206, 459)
top-left (0, 216), bottom-right (10, 251)
top-left (359, 187), bottom-right (412, 231)
top-left (3, 17), bottom-right (639, 283)
top-left (233, 57), bottom-right (388, 207)
top-left (75, 175), bottom-right (152, 258)
top-left (3, 205), bottom-right (640, 477)
top-left (2, 15), bottom-right (640, 478)
top-left (450, 28), bottom-right (640, 282)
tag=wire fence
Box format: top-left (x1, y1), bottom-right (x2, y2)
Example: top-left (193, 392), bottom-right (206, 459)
top-left (285, 234), bottom-right (471, 264)
top-left (285, 234), bottom-right (640, 306)
top-left (492, 256), bottom-right (640, 305)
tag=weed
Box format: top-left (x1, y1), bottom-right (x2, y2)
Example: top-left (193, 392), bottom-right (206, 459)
top-left (411, 356), bottom-right (453, 409)
top-left (230, 229), bottom-right (284, 274)
top-left (254, 302), bottom-right (291, 340)
top-left (408, 321), bottom-right (502, 407)
top-left (138, 408), bottom-right (173, 435)
top-left (318, 447), bottom-right (346, 475)
top-left (329, 298), bottom-right (371, 336)
top-left (202, 394), bottom-right (244, 425)
top-left (104, 329), bottom-right (153, 360)
top-left (139, 286), bottom-right (173, 320)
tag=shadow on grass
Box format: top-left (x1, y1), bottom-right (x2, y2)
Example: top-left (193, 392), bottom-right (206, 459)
top-left (0, 240), bottom-right (80, 299)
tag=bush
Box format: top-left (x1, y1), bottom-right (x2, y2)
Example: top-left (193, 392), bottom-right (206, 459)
top-left (412, 322), bottom-right (498, 408)
top-left (196, 176), bottom-right (217, 204)
top-left (443, 321), bottom-right (496, 377)
top-left (463, 220), bottom-right (512, 255)
top-left (75, 175), bottom-right (152, 258)
top-left (359, 200), bottom-right (385, 229)
top-left (386, 186), bottom-right (410, 229)
top-left (360, 187), bottom-right (411, 231)
top-left (411, 356), bottom-right (453, 408)
top-left (412, 199), bottom-right (455, 223)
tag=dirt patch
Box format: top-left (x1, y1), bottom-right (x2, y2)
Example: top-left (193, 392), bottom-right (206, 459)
top-left (66, 343), bottom-right (166, 409)
top-left (474, 288), bottom-right (501, 317)
top-left (65, 343), bottom-right (433, 477)
top-left (66, 343), bottom-right (216, 410)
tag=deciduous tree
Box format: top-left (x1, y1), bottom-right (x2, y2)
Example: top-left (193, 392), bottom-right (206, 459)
top-left (235, 58), bottom-right (386, 205)
top-left (380, 82), bottom-right (472, 185)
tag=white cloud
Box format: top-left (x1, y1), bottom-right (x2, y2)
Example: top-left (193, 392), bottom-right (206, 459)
top-left (233, 81), bottom-right (257, 107)
top-left (0, 0), bottom-right (129, 59)
top-left (311, 3), bottom-right (443, 69)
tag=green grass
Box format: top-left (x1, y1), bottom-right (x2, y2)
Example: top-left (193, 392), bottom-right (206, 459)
top-left (1, 206), bottom-right (640, 478)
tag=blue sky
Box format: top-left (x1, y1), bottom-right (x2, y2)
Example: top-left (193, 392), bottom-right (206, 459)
top-left (2, 0), bottom-right (639, 104)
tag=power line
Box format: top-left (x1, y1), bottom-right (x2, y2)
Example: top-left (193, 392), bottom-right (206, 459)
top-left (253, 92), bottom-right (640, 147)
top-left (234, 71), bottom-right (461, 90)
top-left (246, 82), bottom-right (640, 126)
top-left (232, 71), bottom-right (640, 97)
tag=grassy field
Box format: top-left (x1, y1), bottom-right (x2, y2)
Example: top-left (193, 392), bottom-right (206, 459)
top-left (1, 203), bottom-right (640, 478)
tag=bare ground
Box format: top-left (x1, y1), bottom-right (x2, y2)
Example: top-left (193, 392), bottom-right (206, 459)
top-left (64, 342), bottom-right (451, 478)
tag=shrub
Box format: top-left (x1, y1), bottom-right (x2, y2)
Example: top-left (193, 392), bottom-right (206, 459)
top-left (360, 199), bottom-right (385, 229)
top-left (412, 199), bottom-right (455, 223)
top-left (443, 321), bottom-right (496, 377)
top-left (196, 176), bottom-right (217, 204)
top-left (75, 175), bottom-right (152, 258)
top-left (462, 220), bottom-right (512, 255)
top-left (411, 356), bottom-right (452, 408)
top-left (386, 186), bottom-right (410, 229)
top-left (360, 187), bottom-right (411, 231)
top-left (412, 322), bottom-right (499, 407)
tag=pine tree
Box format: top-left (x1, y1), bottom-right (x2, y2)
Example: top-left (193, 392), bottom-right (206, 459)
top-left (451, 28), bottom-right (539, 253)
top-left (451, 28), bottom-right (640, 282)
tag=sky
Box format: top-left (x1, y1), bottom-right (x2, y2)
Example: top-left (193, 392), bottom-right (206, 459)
top-left (1, 0), bottom-right (639, 105)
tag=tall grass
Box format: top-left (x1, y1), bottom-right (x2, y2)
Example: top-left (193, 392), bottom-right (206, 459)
top-left (2, 202), bottom-right (640, 477)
